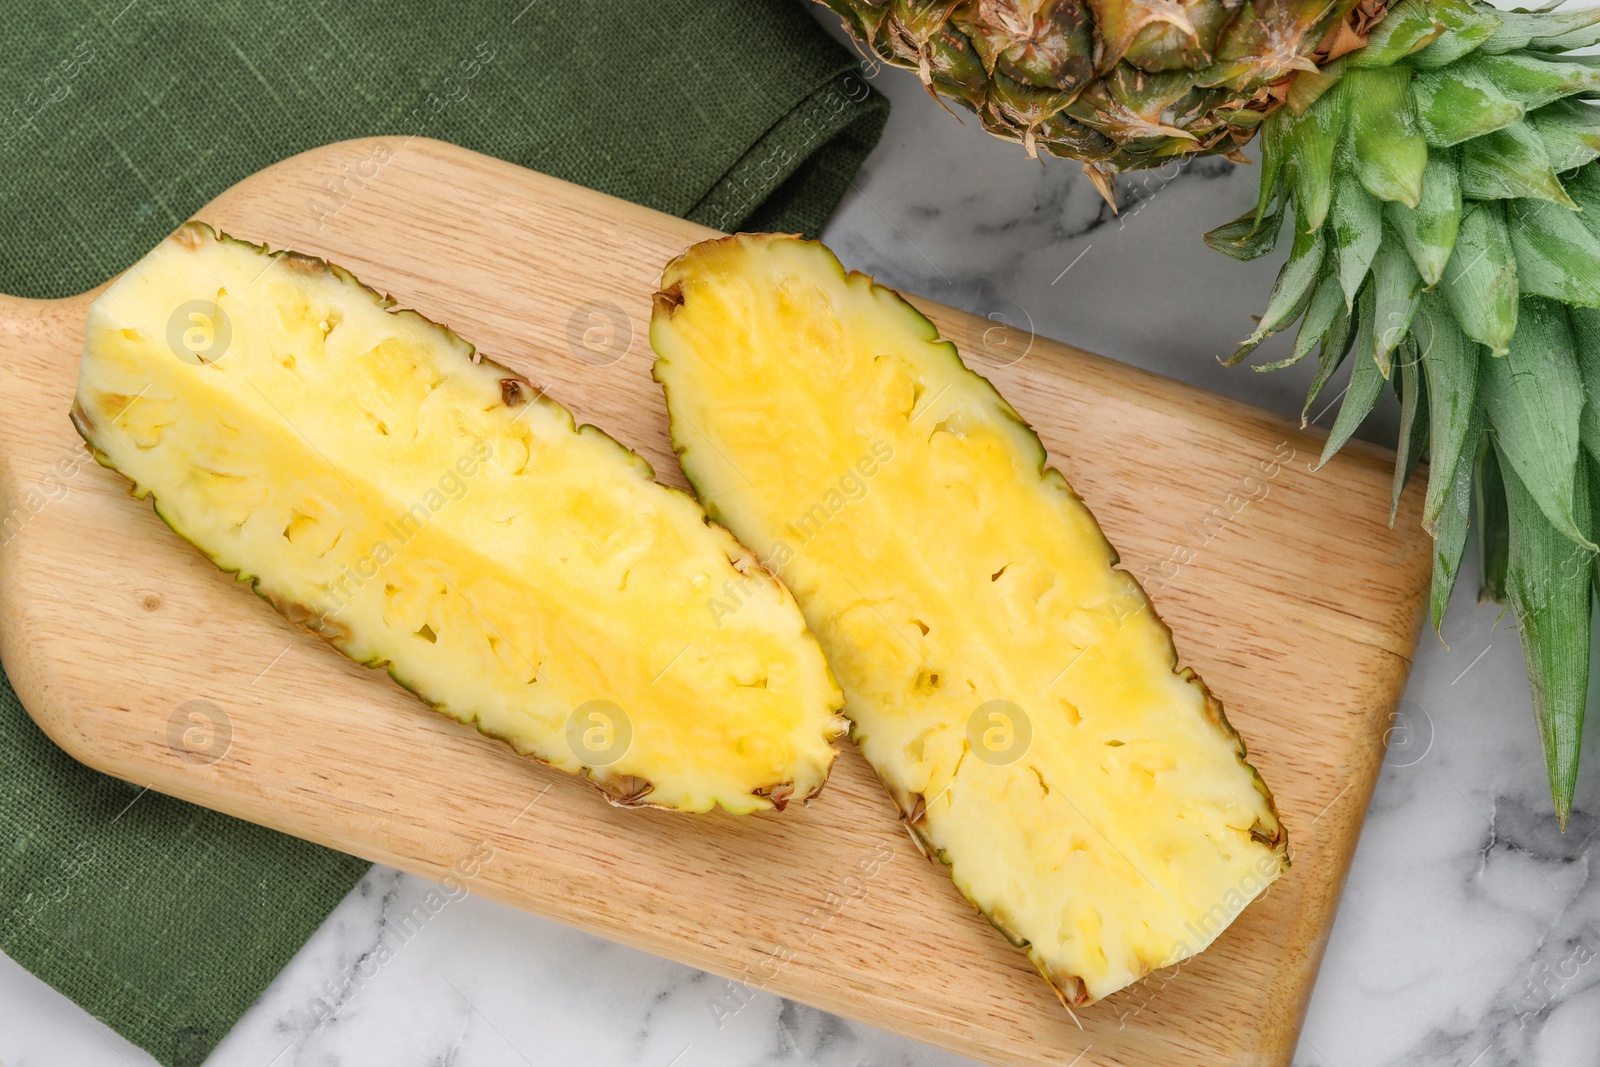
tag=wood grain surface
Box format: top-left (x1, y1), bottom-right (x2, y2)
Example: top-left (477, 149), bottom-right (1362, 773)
top-left (0, 137), bottom-right (1430, 1067)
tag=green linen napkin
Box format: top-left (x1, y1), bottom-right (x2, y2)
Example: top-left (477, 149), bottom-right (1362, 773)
top-left (0, 2), bottom-right (886, 1065)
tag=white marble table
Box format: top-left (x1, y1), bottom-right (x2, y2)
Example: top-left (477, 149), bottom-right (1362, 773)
top-left (6, 7), bottom-right (1599, 1066)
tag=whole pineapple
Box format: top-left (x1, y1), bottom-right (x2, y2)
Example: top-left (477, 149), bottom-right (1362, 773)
top-left (820, 0), bottom-right (1600, 827)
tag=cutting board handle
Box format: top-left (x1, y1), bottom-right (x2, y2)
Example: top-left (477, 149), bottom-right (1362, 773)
top-left (0, 291), bottom-right (96, 503)
top-left (0, 290), bottom-right (95, 427)
top-left (0, 287), bottom-right (102, 498)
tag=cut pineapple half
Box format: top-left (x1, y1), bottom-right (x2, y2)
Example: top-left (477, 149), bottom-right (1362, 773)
top-left (73, 222), bottom-right (844, 813)
top-left (651, 235), bottom-right (1288, 1002)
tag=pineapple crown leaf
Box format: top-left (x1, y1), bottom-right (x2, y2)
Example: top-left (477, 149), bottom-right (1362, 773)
top-left (1223, 1), bottom-right (1600, 822)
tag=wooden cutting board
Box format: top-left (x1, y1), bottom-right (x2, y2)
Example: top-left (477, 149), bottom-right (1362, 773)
top-left (0, 137), bottom-right (1429, 1067)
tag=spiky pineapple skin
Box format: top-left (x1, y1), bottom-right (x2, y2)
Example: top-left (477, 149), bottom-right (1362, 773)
top-left (650, 233), bottom-right (1288, 1005)
top-left (73, 222), bottom-right (846, 814)
top-left (816, 0), bottom-right (1378, 184)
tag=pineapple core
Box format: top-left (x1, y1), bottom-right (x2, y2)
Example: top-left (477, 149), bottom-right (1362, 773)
top-left (651, 235), bottom-right (1287, 1003)
top-left (73, 222), bottom-right (844, 814)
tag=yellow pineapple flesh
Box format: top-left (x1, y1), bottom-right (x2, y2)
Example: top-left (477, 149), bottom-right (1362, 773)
top-left (72, 222), bottom-right (845, 814)
top-left (650, 234), bottom-right (1288, 1002)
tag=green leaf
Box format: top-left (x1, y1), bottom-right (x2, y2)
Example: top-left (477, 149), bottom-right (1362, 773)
top-left (1411, 0), bottom-right (1504, 69)
top-left (1264, 271), bottom-right (1347, 372)
top-left (1274, 77), bottom-right (1350, 232)
top-left (1348, 0), bottom-right (1444, 69)
top-left (1371, 228), bottom-right (1424, 375)
top-left (1460, 121), bottom-right (1576, 207)
top-left (1346, 67), bottom-right (1428, 208)
top-left (1477, 433), bottom-right (1510, 602)
top-left (1384, 148), bottom-right (1461, 287)
top-left (1479, 296), bottom-right (1595, 550)
top-left (1302, 288), bottom-right (1359, 425)
top-left (1392, 344), bottom-right (1430, 523)
top-left (1203, 202), bottom-right (1286, 262)
top-left (1501, 453), bottom-right (1592, 830)
top-left (1253, 115), bottom-right (1285, 228)
top-left (1564, 306), bottom-right (1600, 466)
top-left (1507, 197), bottom-right (1600, 307)
top-left (1530, 21), bottom-right (1600, 54)
top-left (1441, 201), bottom-right (1519, 354)
top-left (1563, 162), bottom-right (1600, 201)
top-left (1486, 3), bottom-right (1600, 53)
top-left (1317, 285), bottom-right (1384, 468)
top-left (1470, 52), bottom-right (1600, 110)
top-left (1429, 404), bottom-right (1481, 632)
top-left (1416, 293), bottom-right (1479, 533)
top-left (1560, 163), bottom-right (1600, 243)
top-left (1414, 63), bottom-right (1525, 147)
top-left (1236, 223), bottom-right (1325, 351)
top-left (1330, 169), bottom-right (1384, 307)
top-left (1529, 98), bottom-right (1600, 174)
top-left (1589, 456), bottom-right (1600, 602)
